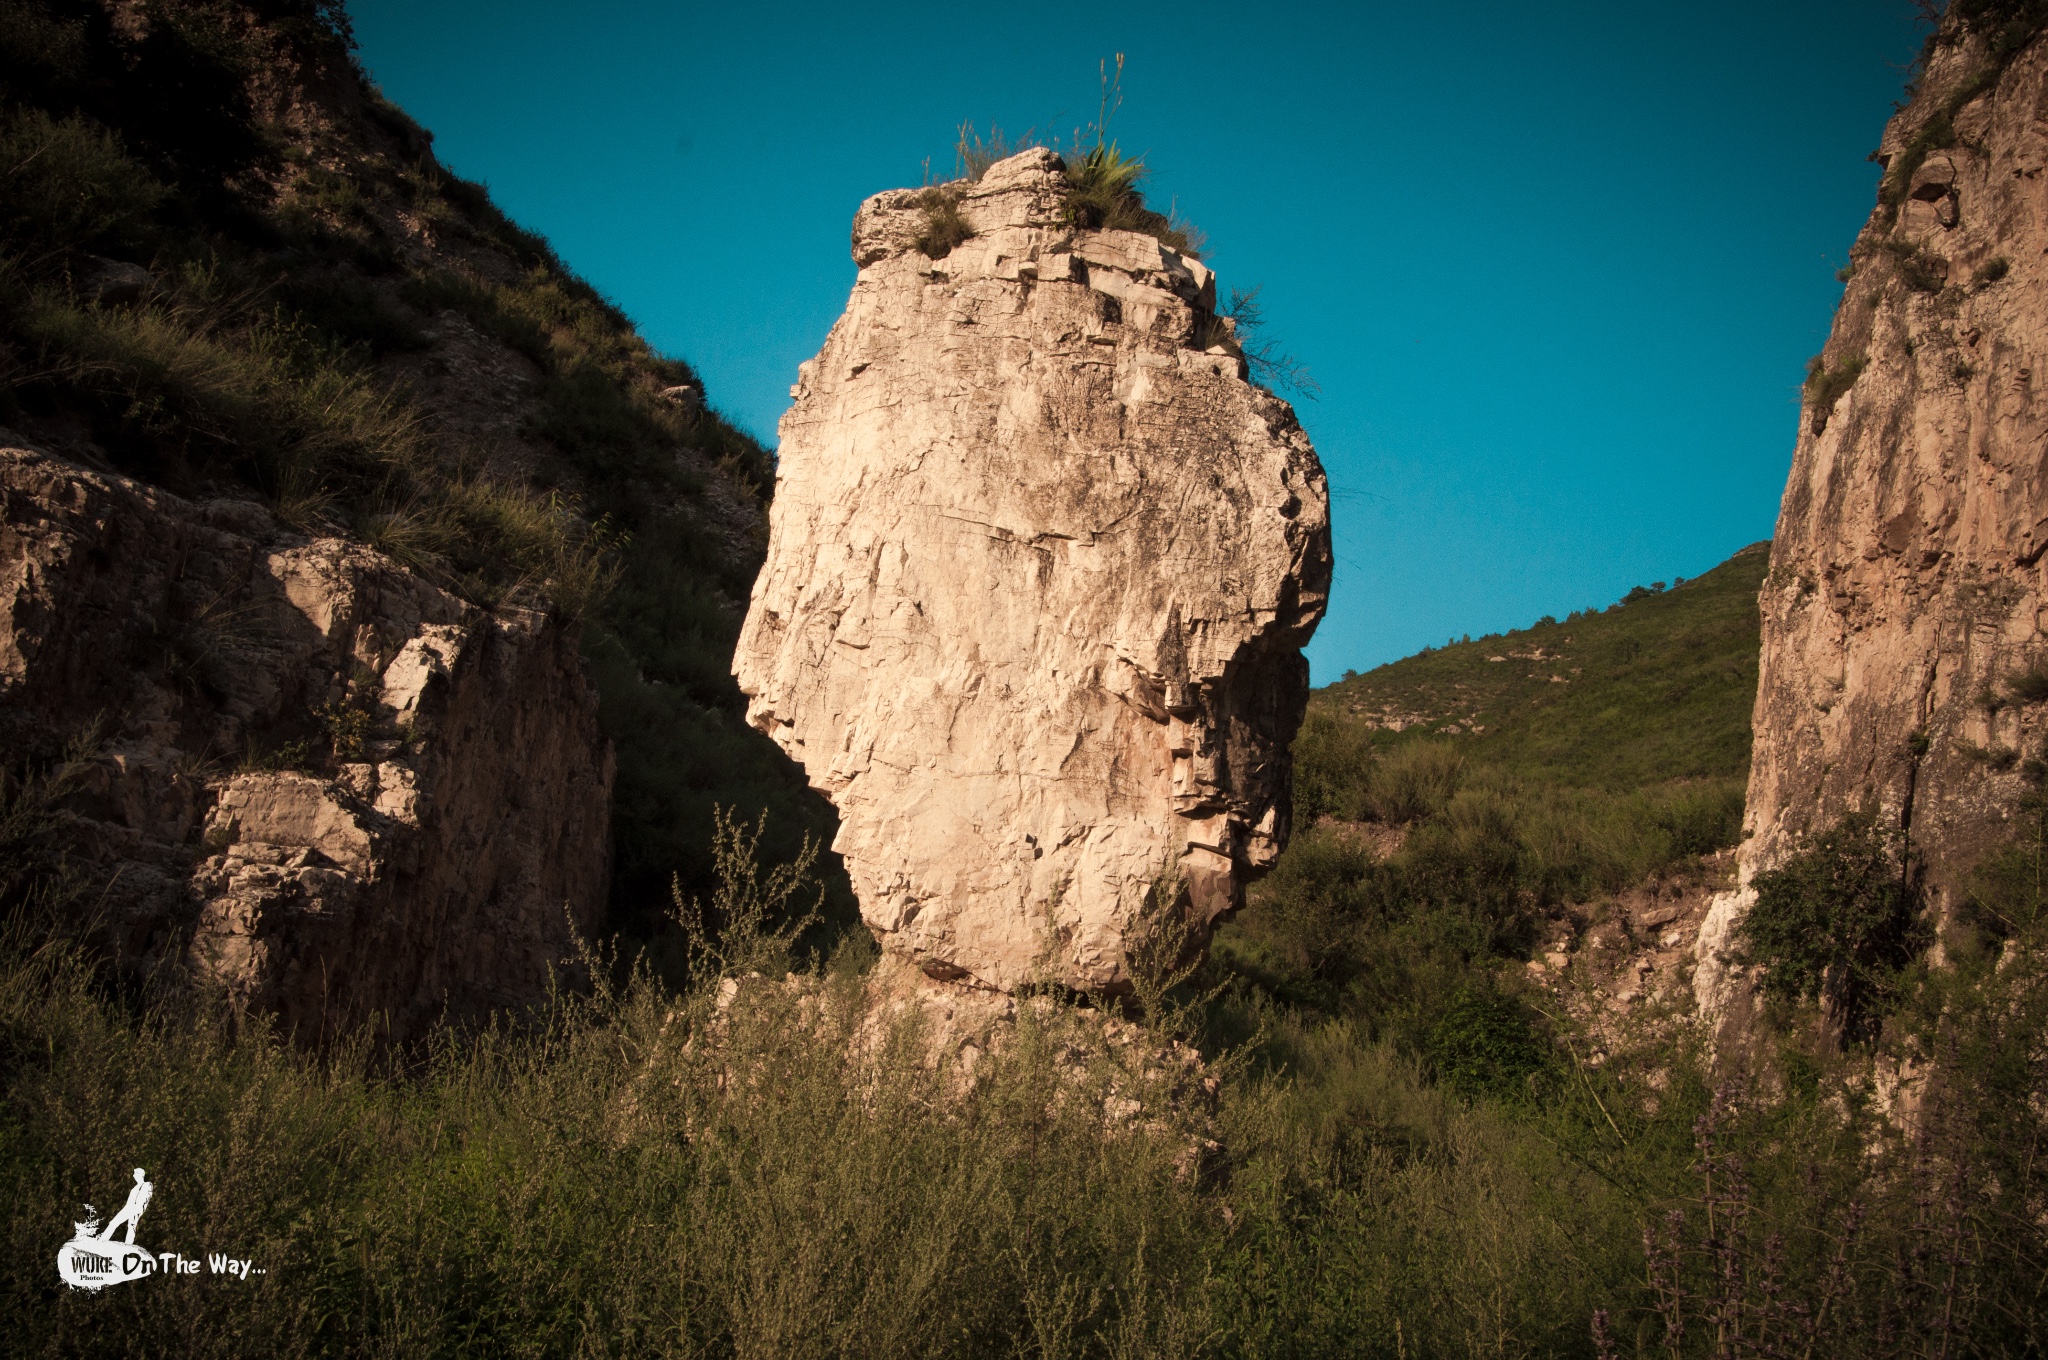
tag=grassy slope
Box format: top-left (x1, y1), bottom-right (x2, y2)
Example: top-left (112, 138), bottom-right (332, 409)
top-left (1316, 541), bottom-right (1770, 791)
top-left (1219, 543), bottom-right (1769, 1050)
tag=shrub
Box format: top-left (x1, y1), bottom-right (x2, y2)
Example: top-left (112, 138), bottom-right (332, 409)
top-left (1369, 740), bottom-right (1467, 824)
top-left (0, 106), bottom-right (166, 252)
top-left (1428, 987), bottom-right (1550, 1101)
top-left (315, 699), bottom-right (372, 761)
top-left (1290, 709), bottom-right (1378, 823)
top-left (275, 272), bottom-right (429, 357)
top-left (1977, 254), bottom-right (2011, 286)
top-left (2007, 655), bottom-right (2048, 703)
top-left (912, 186), bottom-right (972, 259)
top-left (1213, 285), bottom-right (1318, 397)
top-left (1961, 786), bottom-right (2048, 942)
top-left (1804, 353), bottom-right (1867, 433)
top-left (1882, 239), bottom-right (1948, 293)
top-left (1737, 811), bottom-right (1926, 1040)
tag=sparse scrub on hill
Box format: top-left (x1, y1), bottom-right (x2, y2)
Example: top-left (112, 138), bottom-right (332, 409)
top-left (1225, 548), bottom-right (1760, 1059)
top-left (0, 0), bottom-right (840, 934)
top-left (1313, 546), bottom-right (1768, 791)
top-left (1223, 772), bottom-right (1743, 1037)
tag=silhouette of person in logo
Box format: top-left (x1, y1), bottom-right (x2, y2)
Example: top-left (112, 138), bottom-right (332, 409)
top-left (100, 1168), bottom-right (151, 1244)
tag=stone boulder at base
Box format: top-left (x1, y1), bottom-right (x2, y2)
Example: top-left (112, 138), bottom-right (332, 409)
top-left (733, 148), bottom-right (1331, 995)
top-left (0, 441), bottom-right (613, 1043)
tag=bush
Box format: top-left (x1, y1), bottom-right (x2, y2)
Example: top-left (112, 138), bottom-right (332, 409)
top-left (1882, 239), bottom-right (1948, 293)
top-left (1290, 709), bottom-right (1378, 823)
top-left (0, 106), bottom-right (166, 252)
top-left (1369, 741), bottom-right (1468, 824)
top-left (1737, 811), bottom-right (1926, 1040)
top-left (0, 828), bottom-right (1646, 1359)
top-left (2007, 655), bottom-right (2048, 704)
top-left (1804, 353), bottom-right (1867, 433)
top-left (1428, 987), bottom-right (1551, 1101)
top-left (912, 186), bottom-right (972, 259)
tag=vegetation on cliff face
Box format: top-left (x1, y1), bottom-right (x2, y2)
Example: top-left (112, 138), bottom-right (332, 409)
top-left (0, 0), bottom-right (849, 934)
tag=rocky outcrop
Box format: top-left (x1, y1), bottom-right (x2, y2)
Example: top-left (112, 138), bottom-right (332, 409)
top-left (0, 441), bottom-right (612, 1042)
top-left (733, 149), bottom-right (1331, 995)
top-left (1699, 22), bottom-right (2048, 1026)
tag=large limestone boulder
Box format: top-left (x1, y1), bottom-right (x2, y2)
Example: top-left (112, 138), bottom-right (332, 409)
top-left (0, 441), bottom-right (613, 1042)
top-left (1697, 24), bottom-right (2048, 1028)
top-left (733, 149), bottom-right (1331, 994)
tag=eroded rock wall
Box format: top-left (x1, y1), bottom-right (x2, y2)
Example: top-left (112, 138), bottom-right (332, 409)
top-left (733, 149), bottom-right (1331, 994)
top-left (1698, 24), bottom-right (2048, 1023)
top-left (0, 442), bottom-right (612, 1042)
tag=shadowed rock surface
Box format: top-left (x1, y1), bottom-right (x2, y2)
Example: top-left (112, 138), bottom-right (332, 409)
top-left (1699, 22), bottom-right (2048, 1027)
top-left (733, 149), bottom-right (1331, 994)
top-left (1, 441), bottom-right (612, 1042)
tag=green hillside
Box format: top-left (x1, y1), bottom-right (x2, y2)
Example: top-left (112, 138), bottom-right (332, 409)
top-left (1217, 543), bottom-right (1770, 1046)
top-left (1313, 541), bottom-right (1769, 793)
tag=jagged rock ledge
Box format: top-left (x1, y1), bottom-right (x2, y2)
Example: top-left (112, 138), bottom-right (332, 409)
top-left (0, 442), bottom-right (613, 1042)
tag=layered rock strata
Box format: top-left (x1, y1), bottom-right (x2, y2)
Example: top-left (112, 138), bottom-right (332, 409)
top-left (1698, 23), bottom-right (2048, 1024)
top-left (0, 442), bottom-right (612, 1042)
top-left (733, 149), bottom-right (1331, 994)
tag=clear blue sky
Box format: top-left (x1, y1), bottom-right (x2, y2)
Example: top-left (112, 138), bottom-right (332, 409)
top-left (350, 1), bottom-right (1926, 682)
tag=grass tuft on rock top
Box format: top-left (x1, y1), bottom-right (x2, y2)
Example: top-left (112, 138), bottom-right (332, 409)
top-left (949, 54), bottom-right (1205, 260)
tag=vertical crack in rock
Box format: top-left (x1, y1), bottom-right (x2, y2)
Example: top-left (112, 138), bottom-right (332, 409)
top-left (733, 149), bottom-right (1331, 994)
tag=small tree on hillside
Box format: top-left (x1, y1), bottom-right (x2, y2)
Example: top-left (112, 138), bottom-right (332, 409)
top-left (1737, 810), bottom-right (1926, 1042)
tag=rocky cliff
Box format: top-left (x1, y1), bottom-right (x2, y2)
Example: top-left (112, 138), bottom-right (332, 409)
top-left (733, 149), bottom-right (1331, 995)
top-left (0, 1), bottom-right (826, 1036)
top-left (1699, 13), bottom-right (2048, 1023)
top-left (1, 440), bottom-right (611, 1041)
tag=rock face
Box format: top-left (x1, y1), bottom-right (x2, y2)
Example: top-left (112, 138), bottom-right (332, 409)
top-left (733, 149), bottom-right (1331, 994)
top-left (1698, 24), bottom-right (2048, 1024)
top-left (0, 442), bottom-right (613, 1042)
